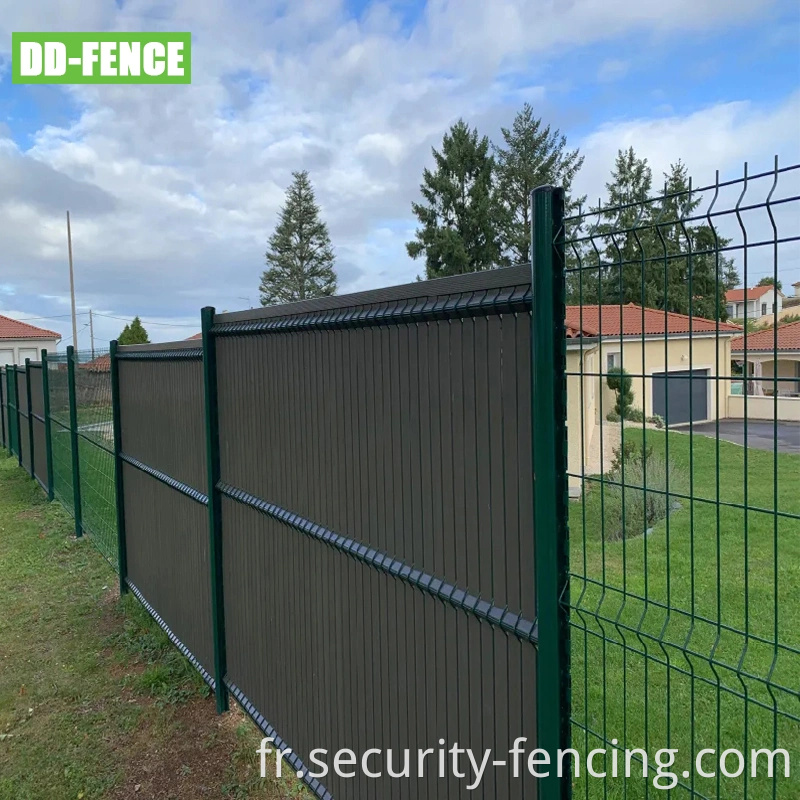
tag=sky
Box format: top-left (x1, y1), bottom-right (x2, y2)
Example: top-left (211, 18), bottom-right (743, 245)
top-left (0, 0), bottom-right (799, 347)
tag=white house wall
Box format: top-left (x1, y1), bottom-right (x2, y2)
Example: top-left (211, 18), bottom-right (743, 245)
top-left (0, 338), bottom-right (60, 366)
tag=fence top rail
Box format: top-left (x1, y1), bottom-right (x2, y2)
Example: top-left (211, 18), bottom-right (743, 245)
top-left (213, 262), bottom-right (532, 325)
top-left (117, 340), bottom-right (202, 354)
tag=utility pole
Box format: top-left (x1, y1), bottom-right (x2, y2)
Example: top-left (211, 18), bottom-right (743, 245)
top-left (67, 211), bottom-right (78, 352)
top-left (89, 309), bottom-right (95, 361)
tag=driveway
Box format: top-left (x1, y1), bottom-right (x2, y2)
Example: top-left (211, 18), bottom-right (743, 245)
top-left (686, 420), bottom-right (800, 455)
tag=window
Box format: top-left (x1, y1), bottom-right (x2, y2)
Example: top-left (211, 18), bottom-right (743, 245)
top-left (18, 348), bottom-right (38, 363)
top-left (761, 303), bottom-right (767, 316)
top-left (0, 349), bottom-right (13, 366)
top-left (607, 351), bottom-right (620, 371)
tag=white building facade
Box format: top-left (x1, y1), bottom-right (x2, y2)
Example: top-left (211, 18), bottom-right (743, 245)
top-left (0, 315), bottom-right (61, 365)
top-left (725, 286), bottom-right (784, 321)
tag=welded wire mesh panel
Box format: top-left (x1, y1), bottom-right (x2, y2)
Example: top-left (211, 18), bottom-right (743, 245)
top-left (563, 160), bottom-right (799, 799)
top-left (47, 354), bottom-right (74, 513)
top-left (28, 363), bottom-right (49, 492)
top-left (16, 367), bottom-right (31, 474)
top-left (213, 267), bottom-right (539, 799)
top-left (73, 349), bottom-right (117, 563)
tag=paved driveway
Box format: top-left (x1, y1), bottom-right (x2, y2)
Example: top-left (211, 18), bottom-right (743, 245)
top-left (686, 420), bottom-right (800, 454)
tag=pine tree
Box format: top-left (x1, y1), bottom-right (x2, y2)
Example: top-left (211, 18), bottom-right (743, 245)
top-left (493, 103), bottom-right (585, 263)
top-left (118, 316), bottom-right (149, 345)
top-left (568, 152), bottom-right (739, 318)
top-left (406, 119), bottom-right (506, 279)
top-left (656, 160), bottom-right (739, 319)
top-left (260, 171), bottom-right (337, 306)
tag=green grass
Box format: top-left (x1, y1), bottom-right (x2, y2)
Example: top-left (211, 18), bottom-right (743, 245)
top-left (570, 429), bottom-right (800, 799)
top-left (0, 453), bottom-right (308, 800)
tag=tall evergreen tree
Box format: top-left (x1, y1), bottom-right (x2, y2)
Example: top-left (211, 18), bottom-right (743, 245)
top-left (407, 119), bottom-right (506, 279)
top-left (117, 316), bottom-right (149, 345)
top-left (656, 160), bottom-right (739, 320)
top-left (493, 103), bottom-right (585, 263)
top-left (566, 147), bottom-right (655, 307)
top-left (567, 151), bottom-right (739, 318)
top-left (260, 171), bottom-right (337, 306)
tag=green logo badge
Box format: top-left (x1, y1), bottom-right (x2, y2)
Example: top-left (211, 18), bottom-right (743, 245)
top-left (12, 33), bottom-right (191, 84)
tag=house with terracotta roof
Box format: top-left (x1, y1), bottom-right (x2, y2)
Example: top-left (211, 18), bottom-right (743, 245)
top-left (725, 285), bottom-right (784, 321)
top-left (0, 315), bottom-right (61, 366)
top-left (564, 304), bottom-right (742, 487)
top-left (728, 321), bottom-right (800, 422)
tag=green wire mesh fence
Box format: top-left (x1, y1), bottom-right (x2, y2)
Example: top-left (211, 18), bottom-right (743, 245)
top-left (562, 161), bottom-right (799, 799)
top-left (73, 349), bottom-right (117, 564)
top-left (40, 349), bottom-right (118, 566)
top-left (47, 352), bottom-right (74, 512)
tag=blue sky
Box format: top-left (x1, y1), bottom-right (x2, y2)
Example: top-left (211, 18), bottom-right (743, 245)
top-left (0, 0), bottom-right (798, 346)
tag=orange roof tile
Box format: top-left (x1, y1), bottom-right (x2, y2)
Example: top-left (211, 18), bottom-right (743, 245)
top-left (565, 304), bottom-right (741, 338)
top-left (731, 320), bottom-right (800, 352)
top-left (80, 353), bottom-right (111, 372)
top-left (0, 314), bottom-right (60, 340)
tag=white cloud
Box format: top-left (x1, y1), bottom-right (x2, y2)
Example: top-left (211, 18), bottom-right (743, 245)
top-left (575, 92), bottom-right (800, 200)
top-left (0, 0), bottom-right (795, 344)
top-left (597, 59), bottom-right (629, 83)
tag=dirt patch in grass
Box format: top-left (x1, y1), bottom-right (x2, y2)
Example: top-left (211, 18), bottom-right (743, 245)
top-left (108, 699), bottom-right (230, 800)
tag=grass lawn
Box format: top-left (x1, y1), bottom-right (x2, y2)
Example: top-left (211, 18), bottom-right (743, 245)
top-left (0, 453), bottom-right (308, 800)
top-left (570, 428), bottom-right (800, 799)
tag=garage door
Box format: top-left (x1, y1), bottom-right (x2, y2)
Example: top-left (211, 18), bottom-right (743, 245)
top-left (652, 369), bottom-right (709, 425)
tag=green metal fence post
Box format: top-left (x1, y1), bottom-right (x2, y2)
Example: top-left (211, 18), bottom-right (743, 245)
top-left (531, 185), bottom-right (571, 800)
top-left (201, 306), bottom-right (228, 713)
top-left (110, 340), bottom-right (128, 595)
top-left (25, 358), bottom-right (35, 478)
top-left (67, 346), bottom-right (83, 538)
top-left (41, 351), bottom-right (55, 501)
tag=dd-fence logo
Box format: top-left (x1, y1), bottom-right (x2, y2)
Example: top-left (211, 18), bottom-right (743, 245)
top-left (12, 33), bottom-right (191, 84)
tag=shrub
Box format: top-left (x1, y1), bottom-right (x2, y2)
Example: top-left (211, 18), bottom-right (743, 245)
top-left (606, 367), bottom-right (633, 417)
top-left (604, 442), bottom-right (682, 541)
top-left (606, 410), bottom-right (620, 423)
top-left (624, 407), bottom-right (645, 423)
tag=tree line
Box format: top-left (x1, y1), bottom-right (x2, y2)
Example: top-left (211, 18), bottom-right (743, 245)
top-left (258, 105), bottom-right (739, 319)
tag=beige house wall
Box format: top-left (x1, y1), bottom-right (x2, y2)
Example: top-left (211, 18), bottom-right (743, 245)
top-left (728, 394), bottom-right (800, 422)
top-left (594, 335), bottom-right (732, 422)
top-left (566, 345), bottom-right (599, 490)
top-left (759, 357), bottom-right (800, 395)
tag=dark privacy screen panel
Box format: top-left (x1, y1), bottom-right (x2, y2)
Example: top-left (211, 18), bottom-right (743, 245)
top-left (212, 265), bottom-right (539, 799)
top-left (117, 346), bottom-right (213, 680)
top-left (17, 368), bottom-right (30, 474)
top-left (222, 496), bottom-right (539, 800)
top-left (215, 315), bottom-right (534, 621)
top-left (118, 357), bottom-right (206, 494)
top-left (123, 462), bottom-right (214, 675)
